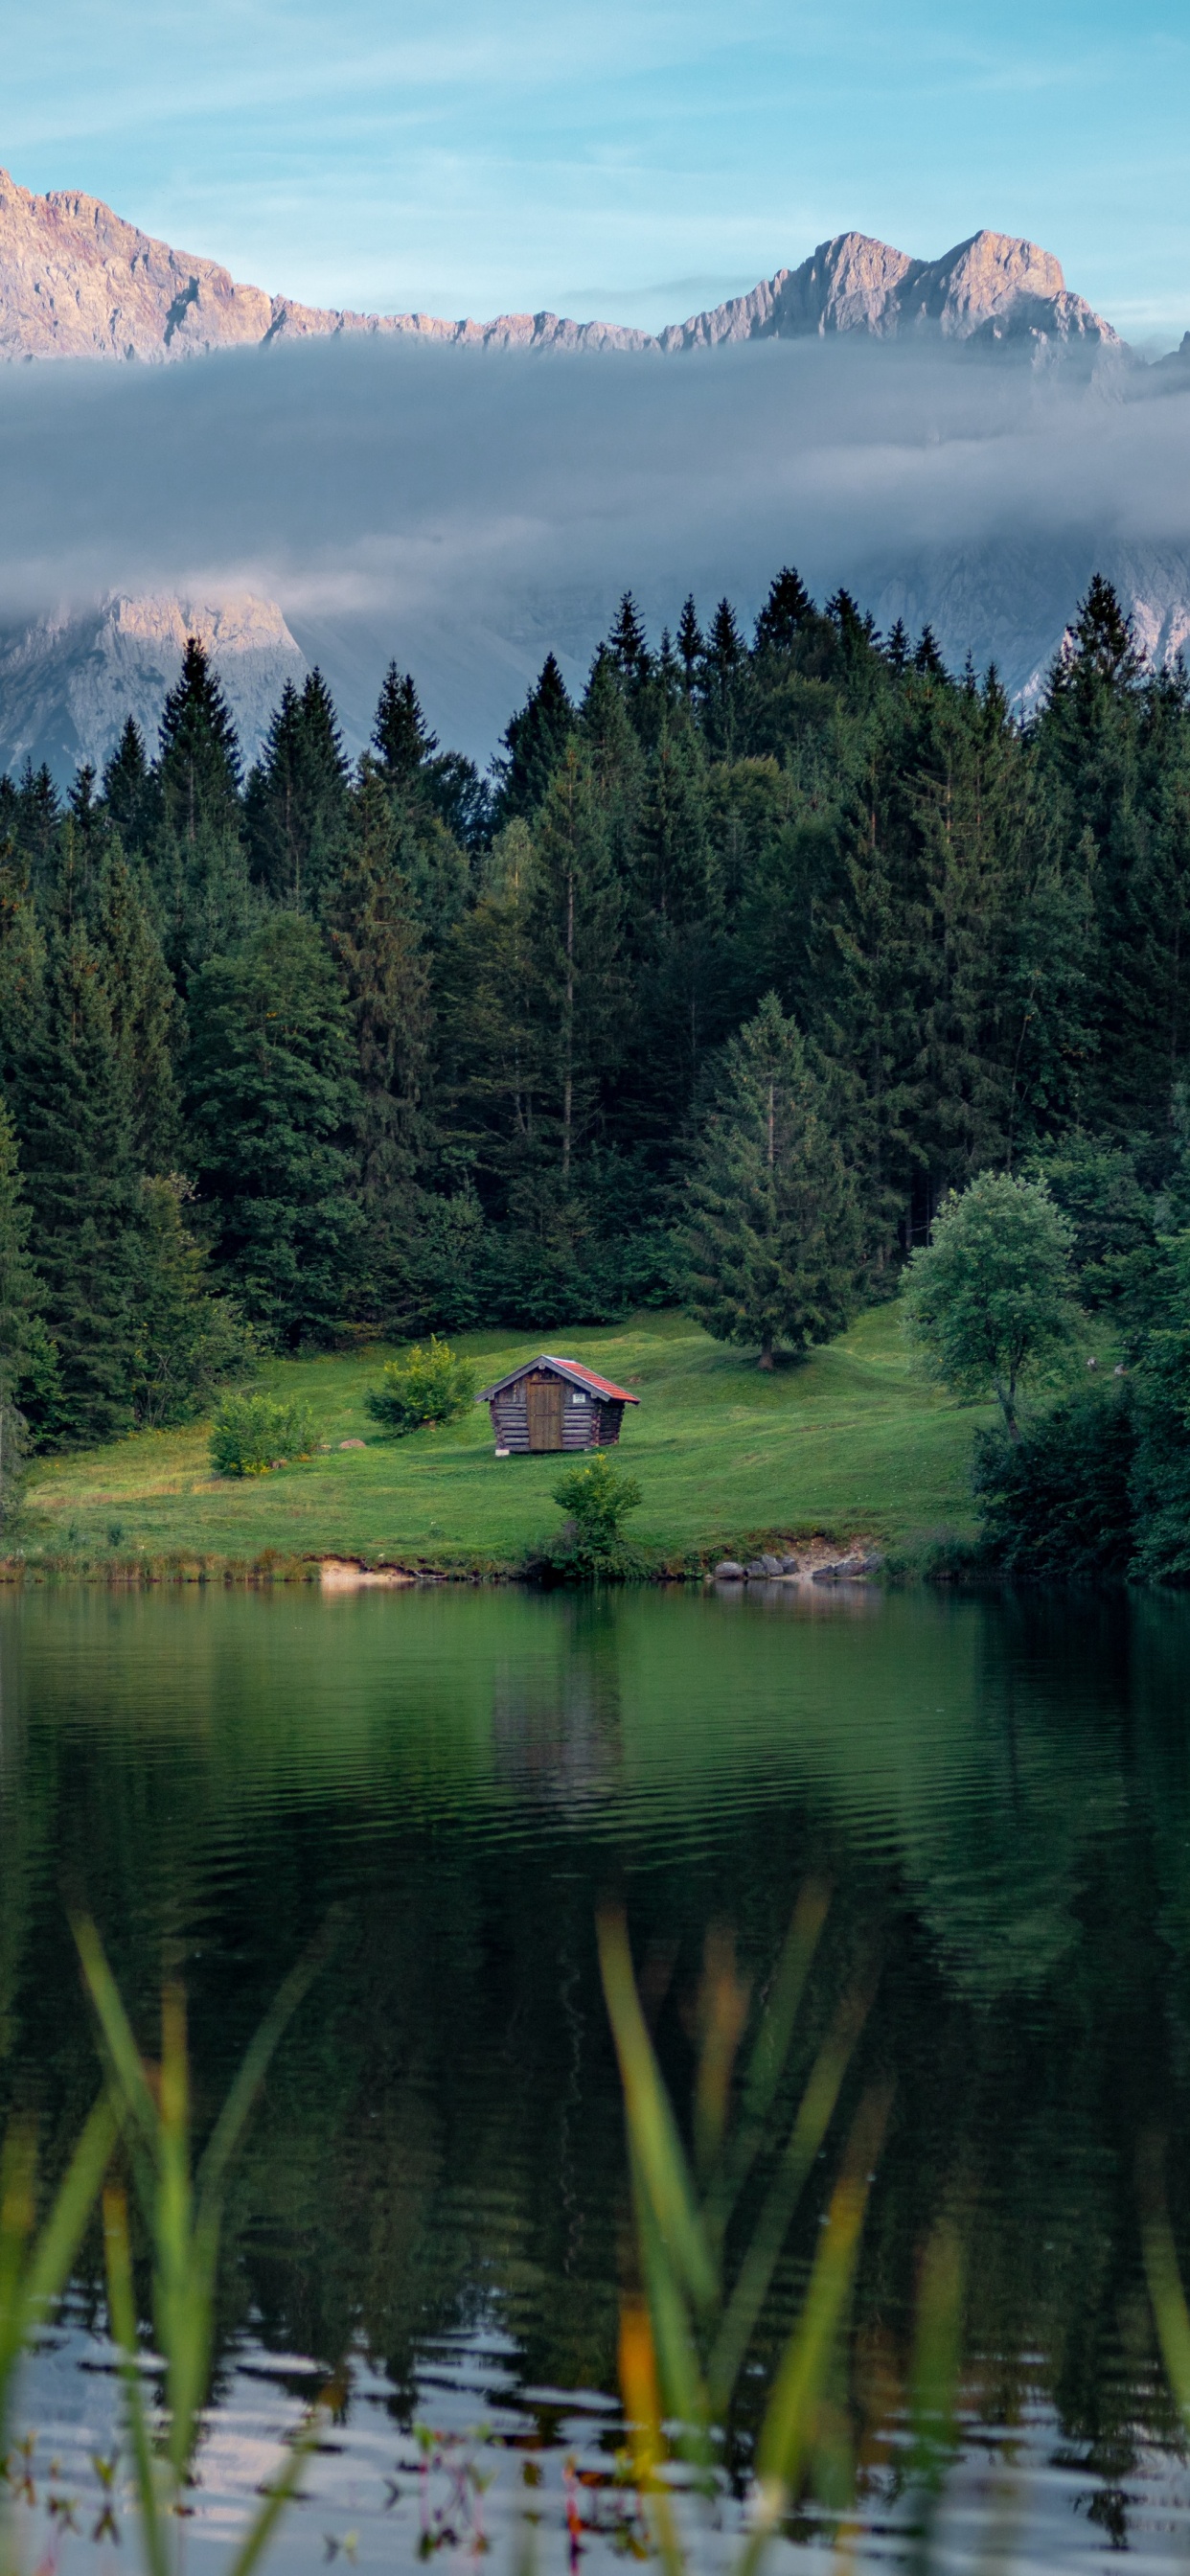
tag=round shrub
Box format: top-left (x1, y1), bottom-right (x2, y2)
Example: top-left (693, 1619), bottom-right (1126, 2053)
top-left (364, 1338), bottom-right (475, 1438)
top-left (210, 1392), bottom-right (316, 1478)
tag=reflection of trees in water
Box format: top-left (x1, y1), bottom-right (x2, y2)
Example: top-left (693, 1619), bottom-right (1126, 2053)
top-left (492, 1598), bottom-right (623, 1811)
top-left (5, 1590), bottom-right (1190, 2526)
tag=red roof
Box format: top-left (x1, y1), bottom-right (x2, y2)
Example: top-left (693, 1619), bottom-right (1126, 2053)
top-left (475, 1353), bottom-right (640, 1404)
top-left (541, 1354), bottom-right (640, 1404)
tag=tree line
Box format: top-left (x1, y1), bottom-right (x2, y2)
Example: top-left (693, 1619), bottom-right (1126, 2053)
top-left (1, 564), bottom-right (1188, 1476)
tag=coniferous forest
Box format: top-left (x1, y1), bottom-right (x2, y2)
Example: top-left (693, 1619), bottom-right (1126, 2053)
top-left (2, 565), bottom-right (1190, 1547)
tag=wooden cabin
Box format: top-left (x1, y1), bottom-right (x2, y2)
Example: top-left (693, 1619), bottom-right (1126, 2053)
top-left (476, 1356), bottom-right (640, 1455)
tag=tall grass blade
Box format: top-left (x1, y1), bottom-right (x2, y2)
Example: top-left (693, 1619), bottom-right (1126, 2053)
top-left (1138, 2130), bottom-right (1190, 2432)
top-left (715, 1880), bottom-right (833, 2225)
top-left (707, 1971), bottom-right (877, 2411)
top-left (598, 1907), bottom-right (717, 2313)
top-left (742, 2080), bottom-right (893, 2572)
top-left (694, 1926), bottom-right (751, 2184)
top-left (104, 2181), bottom-right (170, 2576)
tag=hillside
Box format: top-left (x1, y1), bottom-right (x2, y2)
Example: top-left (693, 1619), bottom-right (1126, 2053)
top-left (0, 168), bottom-right (1117, 363)
top-left (17, 1310), bottom-right (985, 1576)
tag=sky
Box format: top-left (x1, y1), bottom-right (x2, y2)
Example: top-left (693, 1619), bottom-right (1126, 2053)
top-left (5, 0), bottom-right (1190, 345)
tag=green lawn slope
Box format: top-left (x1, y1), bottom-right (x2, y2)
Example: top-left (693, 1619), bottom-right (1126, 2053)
top-left (16, 1307), bottom-right (987, 1576)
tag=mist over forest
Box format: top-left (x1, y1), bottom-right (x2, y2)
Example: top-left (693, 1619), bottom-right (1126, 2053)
top-left (2, 334), bottom-right (1190, 755)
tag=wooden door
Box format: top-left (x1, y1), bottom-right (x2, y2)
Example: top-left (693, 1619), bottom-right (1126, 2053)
top-left (526, 1376), bottom-right (564, 1451)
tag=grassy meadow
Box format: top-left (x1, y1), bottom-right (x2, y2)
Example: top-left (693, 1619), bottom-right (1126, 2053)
top-left (13, 1305), bottom-right (990, 1576)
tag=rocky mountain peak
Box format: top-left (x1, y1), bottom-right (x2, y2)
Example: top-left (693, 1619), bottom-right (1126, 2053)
top-left (0, 170), bottom-right (1120, 363)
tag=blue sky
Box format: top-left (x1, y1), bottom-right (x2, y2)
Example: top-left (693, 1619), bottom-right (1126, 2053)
top-left (6, 0), bottom-right (1190, 343)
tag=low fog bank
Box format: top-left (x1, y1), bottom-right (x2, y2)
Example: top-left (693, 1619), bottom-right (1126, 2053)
top-left (2, 334), bottom-right (1189, 763)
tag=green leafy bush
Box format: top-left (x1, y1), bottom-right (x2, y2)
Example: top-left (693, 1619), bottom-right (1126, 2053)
top-left (209, 1391), bottom-right (316, 1478)
top-left (364, 1337), bottom-right (475, 1437)
top-left (549, 1451), bottom-right (644, 1575)
top-left (973, 1388), bottom-right (1136, 1579)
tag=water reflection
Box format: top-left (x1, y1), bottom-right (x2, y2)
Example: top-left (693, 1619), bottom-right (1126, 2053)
top-left (0, 1583), bottom-right (1189, 2564)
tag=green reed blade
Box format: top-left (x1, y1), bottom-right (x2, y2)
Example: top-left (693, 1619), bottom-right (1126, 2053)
top-left (1138, 2130), bottom-right (1190, 2432)
top-left (598, 1907), bottom-right (718, 2314)
top-left (74, 1919), bottom-right (160, 2156)
top-left (24, 2095), bottom-right (118, 2321)
top-left (225, 2405), bottom-right (322, 2576)
top-left (909, 2212), bottom-right (965, 2477)
top-left (715, 1880), bottom-right (833, 2222)
top-left (0, 2125), bottom-right (35, 2393)
top-left (104, 2183), bottom-right (171, 2576)
top-left (694, 1926), bottom-right (752, 2185)
top-left (707, 1970), bottom-right (877, 2412)
top-left (749, 2081), bottom-right (892, 2538)
top-left (632, 2149), bottom-right (710, 2448)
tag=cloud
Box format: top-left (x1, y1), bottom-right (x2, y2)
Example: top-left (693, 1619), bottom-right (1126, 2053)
top-left (1, 335), bottom-right (1189, 758)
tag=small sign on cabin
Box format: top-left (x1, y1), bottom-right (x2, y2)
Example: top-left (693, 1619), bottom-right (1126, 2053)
top-left (476, 1356), bottom-right (640, 1456)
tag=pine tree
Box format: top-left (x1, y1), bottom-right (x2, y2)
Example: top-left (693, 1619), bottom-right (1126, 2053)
top-left (682, 993), bottom-right (859, 1368)
top-left (675, 598), bottom-right (703, 695)
top-left (753, 566), bottom-right (814, 656)
top-left (607, 593), bottom-right (651, 695)
top-left (527, 745), bottom-right (625, 1181)
top-left (102, 717), bottom-right (157, 852)
top-left (699, 599), bottom-right (747, 759)
top-left (493, 655), bottom-right (576, 822)
top-left (373, 665), bottom-right (438, 788)
top-left (157, 638), bottom-right (242, 842)
top-left (93, 842), bottom-right (180, 1168)
top-left (184, 913), bottom-right (362, 1343)
top-left (153, 638), bottom-right (252, 973)
top-left (638, 726), bottom-right (711, 928)
top-left (6, 763), bottom-right (61, 884)
top-left (328, 769), bottom-right (431, 1316)
top-left (0, 855), bottom-right (45, 1097)
top-left (244, 669), bottom-right (349, 908)
top-left (0, 1098), bottom-right (57, 1418)
top-left (17, 922), bottom-right (143, 1445)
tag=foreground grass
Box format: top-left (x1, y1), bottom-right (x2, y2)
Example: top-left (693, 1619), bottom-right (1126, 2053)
top-left (17, 1306), bottom-right (988, 1574)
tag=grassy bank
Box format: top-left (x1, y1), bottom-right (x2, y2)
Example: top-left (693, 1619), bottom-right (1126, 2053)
top-left (11, 1306), bottom-right (987, 1577)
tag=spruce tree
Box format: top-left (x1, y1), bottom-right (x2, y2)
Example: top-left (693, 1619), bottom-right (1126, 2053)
top-left (157, 637), bottom-right (242, 841)
top-left (185, 913), bottom-right (362, 1343)
top-left (607, 592), bottom-right (651, 695)
top-left (527, 745), bottom-right (625, 1181)
top-left (328, 769), bottom-right (431, 1316)
top-left (698, 599), bottom-right (747, 759)
top-left (675, 598), bottom-right (703, 695)
top-left (103, 717), bottom-right (157, 852)
top-left (93, 842), bottom-right (180, 1169)
top-left (682, 993), bottom-right (860, 1368)
top-left (493, 655), bottom-right (575, 822)
top-left (0, 1098), bottom-right (57, 1419)
top-left (153, 638), bottom-right (253, 973)
top-left (753, 566), bottom-right (814, 656)
top-left (244, 668), bottom-right (349, 908)
top-left (17, 922), bottom-right (143, 1444)
top-left (0, 856), bottom-right (45, 1097)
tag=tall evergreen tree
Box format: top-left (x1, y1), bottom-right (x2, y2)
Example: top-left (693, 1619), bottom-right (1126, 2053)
top-left (185, 914), bottom-right (361, 1343)
top-left (92, 842), bottom-right (180, 1169)
top-left (493, 655), bottom-right (576, 822)
top-left (527, 746), bottom-right (625, 1181)
top-left (607, 593), bottom-right (652, 696)
top-left (675, 597), bottom-right (703, 695)
top-left (0, 1098), bottom-right (57, 1422)
top-left (102, 717), bottom-right (157, 852)
top-left (244, 668), bottom-right (349, 908)
top-left (753, 566), bottom-right (814, 657)
top-left (153, 638), bottom-right (253, 973)
top-left (328, 769), bottom-right (431, 1315)
top-left (682, 993), bottom-right (860, 1367)
top-left (157, 637), bottom-right (242, 841)
top-left (16, 921), bottom-right (143, 1444)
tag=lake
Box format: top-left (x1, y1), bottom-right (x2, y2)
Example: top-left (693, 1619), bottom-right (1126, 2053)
top-left (1, 1578), bottom-right (1189, 2571)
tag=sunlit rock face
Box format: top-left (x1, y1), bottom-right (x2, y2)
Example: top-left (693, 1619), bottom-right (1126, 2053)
top-left (0, 169), bottom-right (1119, 364)
top-left (0, 591), bottom-right (307, 777)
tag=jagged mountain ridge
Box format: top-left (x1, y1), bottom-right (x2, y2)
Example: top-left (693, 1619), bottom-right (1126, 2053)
top-left (0, 167), bottom-right (1118, 361)
top-left (0, 593), bottom-right (307, 779)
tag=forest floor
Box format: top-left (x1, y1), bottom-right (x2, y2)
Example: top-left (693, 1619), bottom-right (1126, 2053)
top-left (10, 1306), bottom-right (991, 1578)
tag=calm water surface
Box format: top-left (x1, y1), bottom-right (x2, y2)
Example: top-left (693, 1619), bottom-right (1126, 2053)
top-left (2, 1580), bottom-right (1190, 2571)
